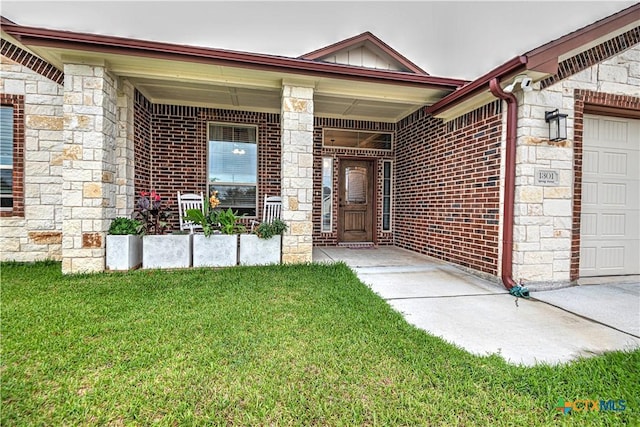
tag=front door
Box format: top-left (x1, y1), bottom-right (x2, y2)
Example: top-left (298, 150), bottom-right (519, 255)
top-left (338, 159), bottom-right (374, 242)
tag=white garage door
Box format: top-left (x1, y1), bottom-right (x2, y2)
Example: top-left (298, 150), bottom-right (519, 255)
top-left (580, 114), bottom-right (640, 277)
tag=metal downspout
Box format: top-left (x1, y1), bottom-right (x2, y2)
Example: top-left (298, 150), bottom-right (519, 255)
top-left (489, 78), bottom-right (518, 290)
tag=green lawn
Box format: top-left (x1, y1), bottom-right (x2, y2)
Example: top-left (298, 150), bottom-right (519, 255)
top-left (1, 261), bottom-right (638, 426)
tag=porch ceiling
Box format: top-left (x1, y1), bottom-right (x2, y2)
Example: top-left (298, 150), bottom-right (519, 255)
top-left (26, 45), bottom-right (452, 123)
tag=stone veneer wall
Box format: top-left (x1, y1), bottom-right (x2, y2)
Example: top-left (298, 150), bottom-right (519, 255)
top-left (395, 103), bottom-right (503, 276)
top-left (312, 118), bottom-right (395, 246)
top-left (280, 84), bottom-right (314, 263)
top-left (512, 42), bottom-right (640, 285)
top-left (61, 62), bottom-right (119, 273)
top-left (0, 49), bottom-right (64, 261)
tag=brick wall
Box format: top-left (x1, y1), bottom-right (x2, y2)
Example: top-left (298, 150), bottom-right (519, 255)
top-left (395, 102), bottom-right (503, 275)
top-left (134, 95), bottom-right (281, 231)
top-left (313, 117), bottom-right (395, 246)
top-left (134, 90), bottom-right (152, 193)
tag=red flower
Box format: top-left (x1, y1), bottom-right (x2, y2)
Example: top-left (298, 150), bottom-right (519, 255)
top-left (140, 191), bottom-right (149, 197)
top-left (150, 190), bottom-right (161, 202)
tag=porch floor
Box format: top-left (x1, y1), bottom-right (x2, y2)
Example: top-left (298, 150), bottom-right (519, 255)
top-left (312, 245), bottom-right (640, 366)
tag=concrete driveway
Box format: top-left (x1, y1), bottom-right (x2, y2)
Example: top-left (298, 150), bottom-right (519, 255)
top-left (313, 246), bottom-right (640, 366)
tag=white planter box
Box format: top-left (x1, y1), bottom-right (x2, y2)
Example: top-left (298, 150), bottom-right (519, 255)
top-left (143, 234), bottom-right (192, 269)
top-left (239, 234), bottom-right (281, 266)
top-left (106, 235), bottom-right (142, 271)
top-left (193, 234), bottom-right (238, 267)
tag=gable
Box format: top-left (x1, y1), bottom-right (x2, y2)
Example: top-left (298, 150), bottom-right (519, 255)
top-left (300, 32), bottom-right (428, 74)
top-left (312, 42), bottom-right (408, 72)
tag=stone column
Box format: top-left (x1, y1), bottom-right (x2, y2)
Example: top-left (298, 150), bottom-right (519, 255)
top-left (511, 88), bottom-right (573, 286)
top-left (115, 79), bottom-right (135, 216)
top-left (280, 82), bottom-right (314, 263)
top-left (61, 61), bottom-right (118, 273)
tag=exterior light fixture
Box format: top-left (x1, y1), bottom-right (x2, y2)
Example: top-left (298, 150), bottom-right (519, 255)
top-left (545, 109), bottom-right (568, 142)
top-left (504, 74), bottom-right (533, 93)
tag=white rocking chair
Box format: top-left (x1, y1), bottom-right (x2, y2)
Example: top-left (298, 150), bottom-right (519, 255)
top-left (251, 195), bottom-right (282, 232)
top-left (177, 191), bottom-right (204, 233)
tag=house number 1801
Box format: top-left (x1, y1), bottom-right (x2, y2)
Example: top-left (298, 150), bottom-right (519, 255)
top-left (534, 169), bottom-right (560, 186)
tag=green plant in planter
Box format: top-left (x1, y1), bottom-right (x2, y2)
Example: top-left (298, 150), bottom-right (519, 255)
top-left (215, 208), bottom-right (246, 235)
top-left (108, 217), bottom-right (143, 235)
top-left (184, 192), bottom-right (246, 237)
top-left (254, 218), bottom-right (288, 239)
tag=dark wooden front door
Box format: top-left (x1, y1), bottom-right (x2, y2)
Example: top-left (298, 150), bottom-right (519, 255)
top-left (338, 159), bottom-right (374, 242)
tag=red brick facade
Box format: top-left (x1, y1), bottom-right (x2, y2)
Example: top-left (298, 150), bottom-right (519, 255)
top-left (134, 91), bottom-right (152, 193)
top-left (134, 92), bottom-right (505, 274)
top-left (313, 118), bottom-right (395, 246)
top-left (394, 101), bottom-right (503, 275)
top-left (0, 93), bottom-right (24, 217)
top-left (134, 92), bottom-right (281, 230)
top-left (571, 89), bottom-right (640, 281)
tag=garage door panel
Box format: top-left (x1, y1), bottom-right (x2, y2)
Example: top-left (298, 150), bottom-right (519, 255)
top-left (600, 119), bottom-right (628, 145)
top-left (601, 182), bottom-right (627, 205)
top-left (583, 150), bottom-right (599, 173)
top-left (601, 151), bottom-right (627, 175)
top-left (600, 213), bottom-right (626, 236)
top-left (580, 114), bottom-right (639, 277)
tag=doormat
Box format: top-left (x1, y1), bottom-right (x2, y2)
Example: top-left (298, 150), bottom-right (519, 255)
top-left (338, 242), bottom-right (376, 249)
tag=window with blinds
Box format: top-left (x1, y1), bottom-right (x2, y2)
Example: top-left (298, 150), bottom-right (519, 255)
top-left (208, 123), bottom-right (258, 216)
top-left (0, 106), bottom-right (13, 209)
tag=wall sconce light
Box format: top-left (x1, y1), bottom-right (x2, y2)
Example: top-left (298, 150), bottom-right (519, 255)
top-left (545, 109), bottom-right (568, 142)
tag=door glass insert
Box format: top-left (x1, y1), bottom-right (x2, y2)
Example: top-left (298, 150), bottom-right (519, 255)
top-left (322, 158), bottom-right (333, 232)
top-left (345, 166), bottom-right (367, 204)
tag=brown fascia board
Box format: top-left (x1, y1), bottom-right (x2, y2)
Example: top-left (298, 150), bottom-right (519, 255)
top-left (427, 3), bottom-right (640, 116)
top-left (1, 16), bottom-right (17, 25)
top-left (2, 22), bottom-right (464, 90)
top-left (525, 3), bottom-right (640, 73)
top-left (427, 56), bottom-right (527, 116)
top-left (300, 31), bottom-right (429, 75)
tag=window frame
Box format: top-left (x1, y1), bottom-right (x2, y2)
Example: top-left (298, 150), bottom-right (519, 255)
top-left (382, 160), bottom-right (393, 232)
top-left (0, 105), bottom-right (14, 211)
top-left (322, 128), bottom-right (393, 151)
top-left (0, 95), bottom-right (24, 217)
top-left (206, 122), bottom-right (259, 218)
top-left (321, 157), bottom-right (333, 232)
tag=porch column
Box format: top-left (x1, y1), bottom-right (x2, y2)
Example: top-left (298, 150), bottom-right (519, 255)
top-left (280, 82), bottom-right (314, 263)
top-left (61, 61), bottom-right (118, 273)
top-left (115, 79), bottom-right (135, 215)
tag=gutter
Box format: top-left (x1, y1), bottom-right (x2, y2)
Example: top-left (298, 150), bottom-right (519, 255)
top-left (488, 78), bottom-right (528, 298)
top-left (2, 22), bottom-right (466, 90)
top-left (427, 56), bottom-right (527, 116)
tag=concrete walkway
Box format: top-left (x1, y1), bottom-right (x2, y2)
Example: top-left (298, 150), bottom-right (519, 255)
top-left (313, 246), bottom-right (640, 366)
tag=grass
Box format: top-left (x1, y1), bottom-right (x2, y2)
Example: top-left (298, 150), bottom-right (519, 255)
top-left (1, 261), bottom-right (638, 426)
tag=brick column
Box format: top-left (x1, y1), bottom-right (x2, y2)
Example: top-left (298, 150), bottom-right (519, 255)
top-left (280, 82), bottom-right (314, 263)
top-left (61, 62), bottom-right (118, 273)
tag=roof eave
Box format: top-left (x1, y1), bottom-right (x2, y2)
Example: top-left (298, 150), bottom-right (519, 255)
top-left (427, 56), bottom-right (527, 116)
top-left (427, 3), bottom-right (640, 118)
top-left (3, 22), bottom-right (465, 90)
